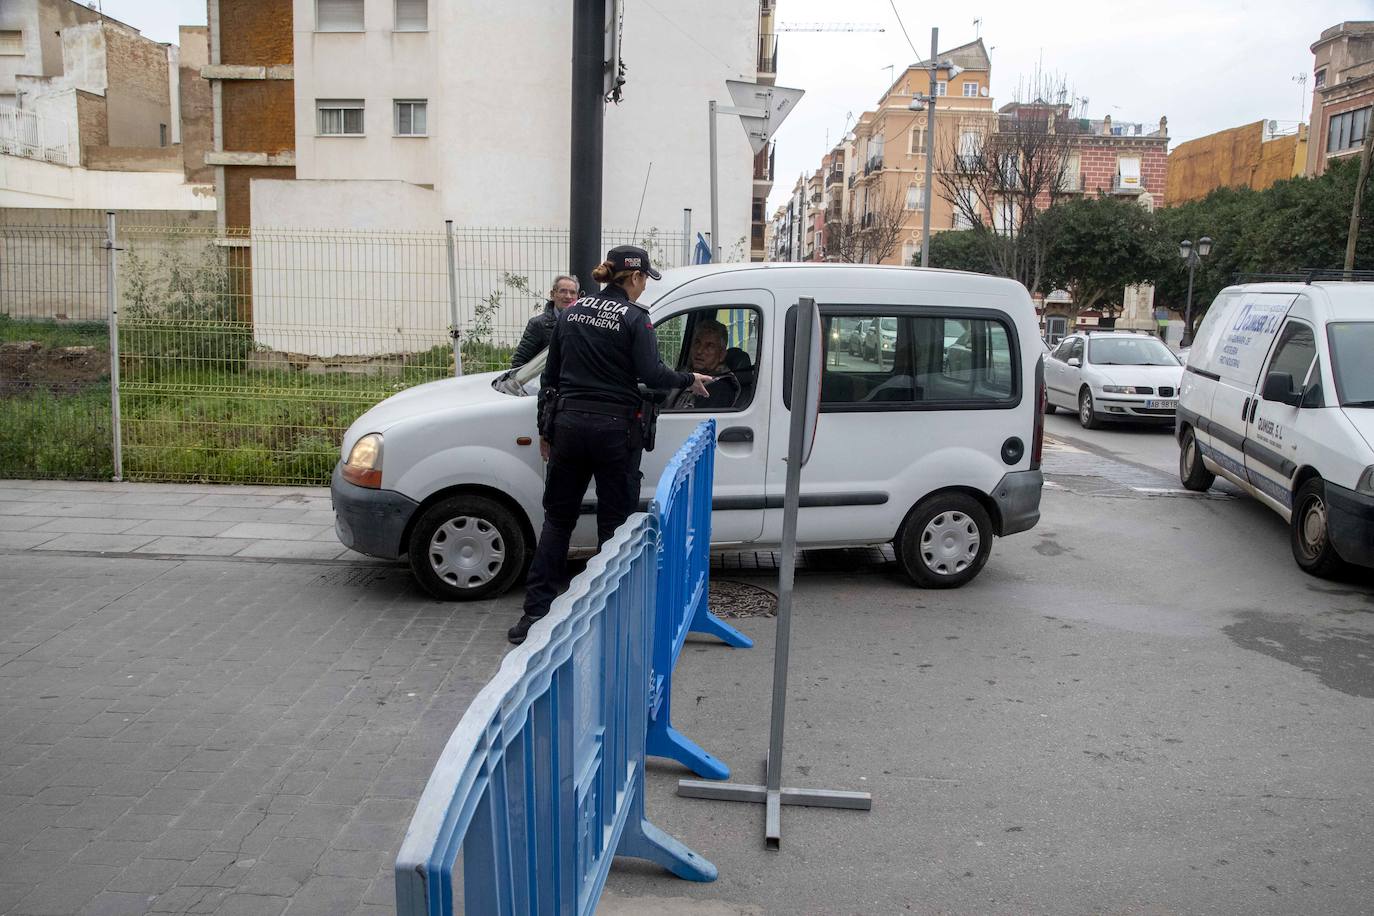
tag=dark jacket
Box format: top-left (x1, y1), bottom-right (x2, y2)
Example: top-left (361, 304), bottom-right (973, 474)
top-left (541, 284), bottom-right (693, 409)
top-left (510, 301), bottom-right (558, 369)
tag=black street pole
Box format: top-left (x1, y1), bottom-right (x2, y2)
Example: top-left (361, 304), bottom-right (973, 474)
top-left (570, 0), bottom-right (605, 295)
top-left (1182, 252), bottom-right (1196, 347)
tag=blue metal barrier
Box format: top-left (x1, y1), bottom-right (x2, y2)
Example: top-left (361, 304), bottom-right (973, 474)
top-left (646, 419), bottom-right (752, 781)
top-left (395, 513), bottom-right (715, 916)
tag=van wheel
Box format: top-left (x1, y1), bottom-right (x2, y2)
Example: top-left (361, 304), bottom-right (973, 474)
top-left (1078, 388), bottom-right (1100, 429)
top-left (408, 495), bottom-right (527, 601)
top-left (1178, 427), bottom-right (1215, 492)
top-left (1291, 478), bottom-right (1347, 578)
top-left (896, 493), bottom-right (993, 589)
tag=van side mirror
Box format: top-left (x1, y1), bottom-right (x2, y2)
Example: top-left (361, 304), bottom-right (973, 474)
top-left (1066, 357), bottom-right (1081, 368)
top-left (1261, 371), bottom-right (1301, 407)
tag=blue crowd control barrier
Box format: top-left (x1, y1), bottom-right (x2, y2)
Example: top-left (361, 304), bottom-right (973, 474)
top-left (395, 513), bottom-right (716, 916)
top-left (647, 419), bottom-right (753, 781)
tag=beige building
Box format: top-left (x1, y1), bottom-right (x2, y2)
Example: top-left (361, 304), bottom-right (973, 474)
top-left (842, 39), bottom-right (994, 265)
top-left (1305, 21), bottom-right (1374, 177)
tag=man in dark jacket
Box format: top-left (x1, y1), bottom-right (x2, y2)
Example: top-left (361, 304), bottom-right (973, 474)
top-left (510, 275), bottom-right (579, 368)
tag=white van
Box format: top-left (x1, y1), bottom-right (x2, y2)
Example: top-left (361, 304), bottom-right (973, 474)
top-left (331, 264), bottom-right (1046, 600)
top-left (1176, 281), bottom-right (1374, 576)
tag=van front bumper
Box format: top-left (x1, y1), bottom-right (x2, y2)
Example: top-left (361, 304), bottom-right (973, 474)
top-left (330, 463), bottom-right (418, 560)
top-left (1326, 480), bottom-right (1374, 569)
top-left (992, 469), bottom-right (1043, 536)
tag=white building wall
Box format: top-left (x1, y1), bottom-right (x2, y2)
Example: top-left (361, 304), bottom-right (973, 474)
top-left (0, 153), bottom-right (216, 209)
top-left (286, 0), bottom-right (756, 254)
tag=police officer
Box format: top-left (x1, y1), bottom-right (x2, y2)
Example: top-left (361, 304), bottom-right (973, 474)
top-left (508, 245), bottom-right (710, 645)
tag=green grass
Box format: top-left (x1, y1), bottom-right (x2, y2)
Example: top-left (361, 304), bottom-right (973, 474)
top-left (0, 316), bottom-right (109, 349)
top-left (0, 384), bottom-right (114, 480)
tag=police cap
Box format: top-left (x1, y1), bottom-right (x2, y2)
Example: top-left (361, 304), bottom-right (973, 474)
top-left (605, 245), bottom-right (661, 281)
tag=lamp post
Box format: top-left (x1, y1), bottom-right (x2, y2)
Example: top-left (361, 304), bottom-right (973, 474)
top-left (911, 28), bottom-right (962, 268)
top-left (1179, 236), bottom-right (1212, 346)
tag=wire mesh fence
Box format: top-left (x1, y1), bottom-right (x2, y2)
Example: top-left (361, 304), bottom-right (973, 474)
top-left (0, 220), bottom-right (690, 485)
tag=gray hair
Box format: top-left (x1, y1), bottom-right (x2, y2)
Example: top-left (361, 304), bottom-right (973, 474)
top-left (694, 318), bottom-right (728, 346)
top-left (551, 274), bottom-right (580, 293)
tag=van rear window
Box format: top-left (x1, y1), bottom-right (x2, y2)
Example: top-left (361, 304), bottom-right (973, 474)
top-left (800, 310), bottom-right (1018, 411)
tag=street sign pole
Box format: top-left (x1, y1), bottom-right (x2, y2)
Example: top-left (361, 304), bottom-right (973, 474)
top-left (678, 297), bottom-right (871, 849)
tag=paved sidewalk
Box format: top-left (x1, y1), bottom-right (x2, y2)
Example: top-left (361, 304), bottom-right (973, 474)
top-left (0, 480), bottom-right (374, 564)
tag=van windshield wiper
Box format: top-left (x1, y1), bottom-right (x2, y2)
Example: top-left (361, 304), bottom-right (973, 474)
top-left (1343, 399), bottom-right (1374, 408)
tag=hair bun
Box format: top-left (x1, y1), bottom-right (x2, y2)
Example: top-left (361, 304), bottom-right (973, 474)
top-left (590, 260), bottom-right (615, 283)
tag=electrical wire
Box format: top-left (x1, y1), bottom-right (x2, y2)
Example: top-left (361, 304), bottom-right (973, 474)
top-left (887, 0), bottom-right (922, 61)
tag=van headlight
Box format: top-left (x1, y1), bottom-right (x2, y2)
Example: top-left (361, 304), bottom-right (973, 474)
top-left (342, 433), bottom-right (383, 488)
top-left (1357, 466), bottom-right (1374, 496)
top-left (1101, 385), bottom-right (1140, 394)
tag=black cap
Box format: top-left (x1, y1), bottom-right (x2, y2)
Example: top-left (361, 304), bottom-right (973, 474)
top-left (605, 245), bottom-right (661, 281)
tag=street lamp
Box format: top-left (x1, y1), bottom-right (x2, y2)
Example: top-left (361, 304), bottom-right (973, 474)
top-left (913, 31), bottom-right (962, 267)
top-left (1179, 236), bottom-right (1212, 346)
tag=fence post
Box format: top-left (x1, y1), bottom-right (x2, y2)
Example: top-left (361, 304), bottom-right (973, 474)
top-left (103, 211), bottom-right (123, 482)
top-left (445, 219), bottom-right (462, 377)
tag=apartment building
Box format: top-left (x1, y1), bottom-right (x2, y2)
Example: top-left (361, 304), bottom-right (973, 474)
top-left (751, 0), bottom-right (777, 260)
top-left (844, 39), bottom-right (995, 266)
top-left (1305, 21), bottom-right (1374, 177)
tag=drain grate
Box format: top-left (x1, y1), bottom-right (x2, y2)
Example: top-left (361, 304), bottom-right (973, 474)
top-left (709, 579), bottom-right (778, 618)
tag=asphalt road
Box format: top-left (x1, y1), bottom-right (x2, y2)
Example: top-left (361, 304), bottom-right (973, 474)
top-left (1043, 410), bottom-right (1184, 478)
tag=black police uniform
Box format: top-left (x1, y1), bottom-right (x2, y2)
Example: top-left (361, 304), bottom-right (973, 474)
top-left (512, 250), bottom-right (694, 642)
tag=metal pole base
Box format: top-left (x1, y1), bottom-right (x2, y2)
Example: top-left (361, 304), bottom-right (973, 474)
top-left (677, 769), bottom-right (871, 850)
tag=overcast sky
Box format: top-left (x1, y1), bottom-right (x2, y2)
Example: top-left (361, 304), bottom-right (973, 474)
top-left (104, 0), bottom-right (1367, 213)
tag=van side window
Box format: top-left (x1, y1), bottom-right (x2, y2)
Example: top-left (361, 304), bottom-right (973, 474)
top-left (1265, 321), bottom-right (1322, 406)
top-left (810, 311), bottom-right (1017, 410)
top-left (656, 306), bottom-right (762, 412)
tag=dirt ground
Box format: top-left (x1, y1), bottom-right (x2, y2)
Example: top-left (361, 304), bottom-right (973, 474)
top-left (0, 340), bottom-right (108, 394)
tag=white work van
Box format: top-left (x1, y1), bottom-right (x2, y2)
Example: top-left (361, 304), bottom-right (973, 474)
top-left (331, 264), bottom-right (1046, 600)
top-left (1176, 281), bottom-right (1374, 576)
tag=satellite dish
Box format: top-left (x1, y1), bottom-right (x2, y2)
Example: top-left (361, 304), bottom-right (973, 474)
top-left (980, 86), bottom-right (990, 97)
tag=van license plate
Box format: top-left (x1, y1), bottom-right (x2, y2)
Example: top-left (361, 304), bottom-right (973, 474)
top-left (1146, 399), bottom-right (1177, 409)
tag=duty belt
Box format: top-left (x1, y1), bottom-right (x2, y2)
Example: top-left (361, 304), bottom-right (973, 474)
top-left (558, 398), bottom-right (639, 420)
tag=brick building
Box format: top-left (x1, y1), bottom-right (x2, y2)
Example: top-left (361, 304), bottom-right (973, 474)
top-left (1305, 21), bottom-right (1374, 177)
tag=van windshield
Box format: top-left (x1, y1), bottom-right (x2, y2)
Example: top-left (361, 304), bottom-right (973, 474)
top-left (1088, 336), bottom-right (1178, 366)
top-left (1328, 321), bottom-right (1374, 406)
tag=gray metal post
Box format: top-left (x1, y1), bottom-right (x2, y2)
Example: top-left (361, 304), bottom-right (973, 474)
top-left (682, 208), bottom-right (692, 265)
top-left (678, 296), bottom-right (870, 847)
top-left (570, 0), bottom-right (605, 293)
top-left (104, 211), bottom-right (123, 481)
top-left (1183, 253), bottom-right (1196, 348)
top-left (709, 100), bottom-right (720, 262)
top-left (919, 27), bottom-right (938, 268)
top-left (445, 220), bottom-right (462, 377)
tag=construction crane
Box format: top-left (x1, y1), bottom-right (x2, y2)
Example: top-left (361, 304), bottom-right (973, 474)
top-left (775, 22), bottom-right (886, 32)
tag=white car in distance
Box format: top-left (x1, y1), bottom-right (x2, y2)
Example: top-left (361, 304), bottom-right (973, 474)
top-left (1045, 331), bottom-right (1184, 428)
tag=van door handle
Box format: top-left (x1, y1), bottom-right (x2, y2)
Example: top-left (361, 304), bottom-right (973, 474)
top-left (1249, 399), bottom-right (1259, 423)
top-left (1241, 397), bottom-right (1250, 421)
top-left (718, 427), bottom-right (754, 444)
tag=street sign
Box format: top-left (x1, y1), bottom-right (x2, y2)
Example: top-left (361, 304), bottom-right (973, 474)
top-left (724, 80), bottom-right (805, 155)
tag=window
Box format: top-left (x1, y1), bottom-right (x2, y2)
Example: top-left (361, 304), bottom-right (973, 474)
top-left (656, 307), bottom-right (762, 412)
top-left (992, 198), bottom-right (1018, 234)
top-left (905, 183), bottom-right (922, 210)
top-left (1328, 107), bottom-right (1371, 153)
top-left (954, 187), bottom-right (977, 229)
top-left (962, 81), bottom-right (979, 97)
top-left (0, 30), bottom-right (22, 55)
top-left (809, 311), bottom-right (1016, 409)
top-left (1314, 68), bottom-right (1326, 89)
top-left (901, 241), bottom-right (917, 265)
top-left (395, 0), bottom-right (427, 30)
top-left (958, 130), bottom-right (981, 166)
top-left (1117, 155), bottom-right (1141, 190)
top-left (317, 99), bottom-right (364, 135)
top-left (1265, 321), bottom-right (1320, 405)
top-left (935, 81), bottom-right (947, 97)
top-left (394, 99), bottom-right (427, 135)
top-left (1327, 321), bottom-right (1374, 405)
top-left (1060, 151), bottom-right (1081, 190)
top-left (317, 0), bottom-right (364, 30)
top-left (909, 126), bottom-right (926, 154)
top-left (159, 124), bottom-right (168, 147)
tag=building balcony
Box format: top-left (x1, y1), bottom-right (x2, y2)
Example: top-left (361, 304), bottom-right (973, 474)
top-left (753, 145), bottom-right (774, 182)
top-left (825, 167), bottom-right (844, 187)
top-left (825, 202), bottom-right (842, 223)
top-left (847, 173), bottom-right (857, 189)
top-left (758, 33), bottom-right (778, 76)
top-left (1111, 175), bottom-right (1143, 194)
top-left (863, 157), bottom-right (883, 176)
top-left (751, 223), bottom-right (766, 250)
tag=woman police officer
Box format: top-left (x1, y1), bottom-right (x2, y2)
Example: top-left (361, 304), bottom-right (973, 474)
top-left (508, 245), bottom-right (710, 645)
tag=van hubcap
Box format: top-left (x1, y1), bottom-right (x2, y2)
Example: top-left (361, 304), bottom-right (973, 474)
top-left (429, 516), bottom-right (505, 588)
top-left (1300, 496), bottom-right (1328, 559)
top-left (920, 511), bottom-right (980, 575)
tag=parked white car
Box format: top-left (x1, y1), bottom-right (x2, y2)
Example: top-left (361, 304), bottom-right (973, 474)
top-left (1177, 280), bottom-right (1374, 576)
top-left (331, 264), bottom-right (1047, 600)
top-left (1044, 331), bottom-right (1184, 428)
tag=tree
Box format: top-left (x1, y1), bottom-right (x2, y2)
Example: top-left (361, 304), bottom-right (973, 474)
top-left (935, 75), bottom-right (1079, 292)
top-left (926, 228), bottom-right (995, 273)
top-left (1039, 196), bottom-right (1163, 318)
top-left (827, 188), bottom-right (907, 264)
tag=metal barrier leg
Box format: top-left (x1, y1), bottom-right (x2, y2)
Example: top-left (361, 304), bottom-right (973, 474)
top-left (616, 775), bottom-right (718, 883)
top-left (687, 602), bottom-right (754, 648)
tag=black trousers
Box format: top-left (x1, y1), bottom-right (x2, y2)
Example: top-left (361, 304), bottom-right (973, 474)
top-left (522, 410), bottom-right (643, 619)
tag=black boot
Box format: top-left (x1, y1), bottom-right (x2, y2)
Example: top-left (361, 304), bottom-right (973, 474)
top-left (507, 614), bottom-right (541, 645)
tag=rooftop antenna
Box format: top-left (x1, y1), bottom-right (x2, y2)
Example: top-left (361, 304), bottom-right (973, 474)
top-left (973, 18), bottom-right (982, 39)
top-left (1292, 72), bottom-right (1309, 124)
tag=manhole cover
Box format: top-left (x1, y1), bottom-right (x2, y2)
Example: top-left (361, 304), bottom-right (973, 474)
top-left (709, 580), bottom-right (778, 618)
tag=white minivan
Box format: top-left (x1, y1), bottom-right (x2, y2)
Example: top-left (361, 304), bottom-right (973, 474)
top-left (1176, 281), bottom-right (1374, 576)
top-left (331, 263), bottom-right (1046, 600)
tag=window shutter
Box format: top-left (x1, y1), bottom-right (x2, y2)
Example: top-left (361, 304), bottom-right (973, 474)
top-left (1118, 156), bottom-right (1141, 189)
top-left (317, 0), bottom-right (364, 31)
top-left (395, 0), bottom-right (427, 30)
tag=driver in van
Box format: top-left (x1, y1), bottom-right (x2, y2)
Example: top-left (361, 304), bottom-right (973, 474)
top-left (673, 319), bottom-right (740, 410)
